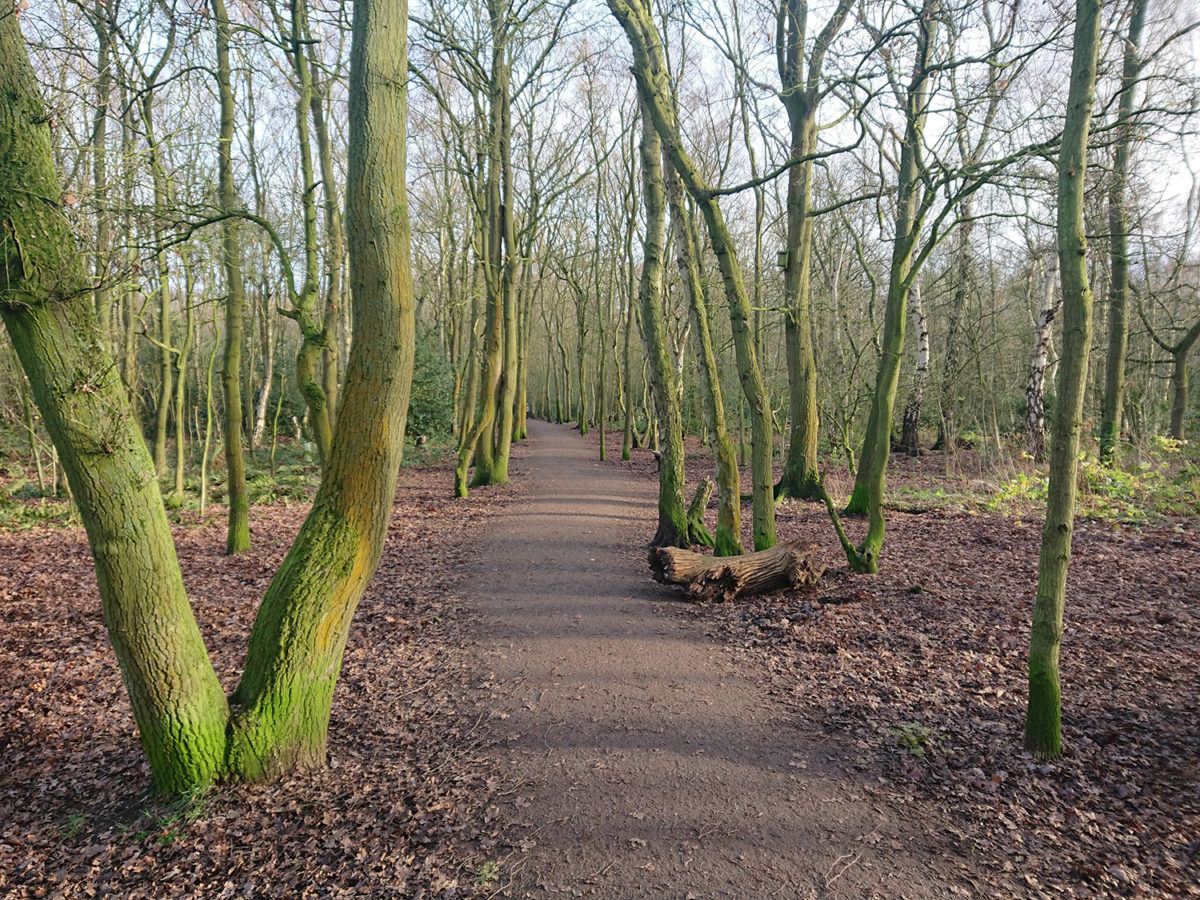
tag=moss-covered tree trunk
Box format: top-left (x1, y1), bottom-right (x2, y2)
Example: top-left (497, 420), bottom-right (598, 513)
top-left (90, 0), bottom-right (114, 342)
top-left (1098, 0), bottom-right (1146, 464)
top-left (457, 14), bottom-right (508, 495)
top-left (0, 11), bottom-right (231, 793)
top-left (635, 102), bottom-right (688, 548)
top-left (1, 0), bottom-right (414, 791)
top-left (214, 0), bottom-right (250, 553)
top-left (621, 141), bottom-right (639, 461)
top-left (1168, 345), bottom-right (1193, 439)
top-left (608, 0), bottom-right (775, 549)
top-left (457, 273), bottom-right (482, 446)
top-left (774, 0), bottom-right (853, 502)
top-left (229, 12), bottom-right (416, 766)
top-left (169, 250), bottom-right (196, 505)
top-left (493, 60), bottom-right (519, 480)
top-left (310, 52), bottom-right (345, 433)
top-left (283, 0), bottom-right (333, 468)
top-left (664, 158), bottom-right (742, 556)
top-left (842, 0), bottom-right (938, 572)
top-left (1025, 0), bottom-right (1101, 761)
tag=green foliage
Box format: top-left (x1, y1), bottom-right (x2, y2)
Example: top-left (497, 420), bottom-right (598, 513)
top-left (990, 438), bottom-right (1200, 522)
top-left (58, 813), bottom-right (86, 840)
top-left (402, 433), bottom-right (455, 468)
top-left (0, 474), bottom-right (76, 528)
top-left (116, 785), bottom-right (211, 846)
top-left (407, 326), bottom-right (454, 439)
top-left (247, 465), bottom-right (317, 505)
top-left (888, 721), bottom-right (940, 759)
top-left (474, 861), bottom-right (499, 887)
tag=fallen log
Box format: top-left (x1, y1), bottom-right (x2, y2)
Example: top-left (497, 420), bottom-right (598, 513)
top-left (649, 539), bottom-right (824, 603)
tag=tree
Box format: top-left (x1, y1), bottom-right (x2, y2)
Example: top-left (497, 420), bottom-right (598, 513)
top-left (1024, 0), bottom-right (1102, 761)
top-left (635, 100), bottom-right (689, 548)
top-left (213, 0), bottom-right (252, 554)
top-left (773, 0), bottom-right (854, 501)
top-left (608, 0), bottom-right (778, 550)
top-left (1098, 0), bottom-right (1149, 463)
top-left (664, 154), bottom-right (742, 555)
top-left (0, 0), bottom-right (415, 792)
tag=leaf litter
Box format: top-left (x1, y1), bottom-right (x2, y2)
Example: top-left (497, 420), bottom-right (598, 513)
top-left (0, 458), bottom-right (525, 899)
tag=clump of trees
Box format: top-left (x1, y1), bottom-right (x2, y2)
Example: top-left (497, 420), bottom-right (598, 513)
top-left (2, 0), bottom-right (1198, 791)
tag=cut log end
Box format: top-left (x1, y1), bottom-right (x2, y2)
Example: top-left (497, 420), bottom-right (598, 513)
top-left (649, 539), bottom-right (824, 602)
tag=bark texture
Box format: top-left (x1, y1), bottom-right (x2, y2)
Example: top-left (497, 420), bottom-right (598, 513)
top-left (0, 11), bottom-right (230, 793)
top-left (650, 540), bottom-right (824, 603)
top-left (214, 0), bottom-right (251, 553)
top-left (1025, 0), bottom-right (1101, 762)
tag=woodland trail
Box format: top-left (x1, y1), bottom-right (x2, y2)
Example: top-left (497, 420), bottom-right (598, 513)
top-left (464, 421), bottom-right (969, 899)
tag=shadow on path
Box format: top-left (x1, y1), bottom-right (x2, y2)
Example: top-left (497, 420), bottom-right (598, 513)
top-left (464, 420), bottom-right (968, 899)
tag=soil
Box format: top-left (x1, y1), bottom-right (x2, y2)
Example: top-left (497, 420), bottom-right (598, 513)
top-left (466, 420), bottom-right (983, 898)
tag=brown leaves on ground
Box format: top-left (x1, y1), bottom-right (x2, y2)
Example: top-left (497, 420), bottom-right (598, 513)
top-left (0, 460), bottom-right (523, 899)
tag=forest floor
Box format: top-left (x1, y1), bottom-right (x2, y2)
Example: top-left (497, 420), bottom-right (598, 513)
top-left (0, 422), bottom-right (1197, 898)
top-left (575, 425), bottom-right (1200, 899)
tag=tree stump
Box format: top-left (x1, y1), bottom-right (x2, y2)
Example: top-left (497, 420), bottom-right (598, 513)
top-left (649, 539), bottom-right (824, 602)
top-left (686, 478), bottom-right (715, 547)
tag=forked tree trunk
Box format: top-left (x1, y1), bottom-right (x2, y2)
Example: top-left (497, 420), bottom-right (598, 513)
top-left (664, 155), bottom-right (742, 556)
top-left (842, 0), bottom-right (939, 574)
top-left (774, 0), bottom-right (853, 501)
top-left (0, 0), bottom-right (414, 792)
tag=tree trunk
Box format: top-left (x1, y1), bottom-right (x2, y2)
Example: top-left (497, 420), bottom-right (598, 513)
top-left (1098, 0), bottom-right (1147, 464)
top-left (1025, 0), bottom-right (1101, 762)
top-left (311, 56), bottom-right (345, 434)
top-left (843, 0), bottom-right (939, 574)
top-left (214, 0), bottom-right (250, 554)
top-left (91, 0), bottom-right (114, 345)
top-left (1026, 258), bottom-right (1061, 462)
top-left (457, 19), bottom-right (509, 495)
top-left (664, 156), bottom-right (742, 556)
top-left (635, 100), bottom-right (688, 548)
top-left (0, 15), bottom-right (232, 791)
top-left (493, 53), bottom-right (519, 480)
top-left (169, 251), bottom-right (196, 505)
top-left (685, 477), bottom-right (715, 548)
top-left (774, 0), bottom-right (852, 500)
top-left (899, 279), bottom-right (928, 457)
top-left (1169, 349), bottom-right (1190, 439)
top-left (607, 0), bottom-right (776, 549)
top-left (284, 0), bottom-right (333, 468)
top-left (650, 540), bottom-right (823, 603)
top-left (228, 0), bottom-right (415, 778)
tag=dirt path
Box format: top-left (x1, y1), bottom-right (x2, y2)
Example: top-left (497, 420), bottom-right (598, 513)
top-left (466, 421), bottom-right (970, 899)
